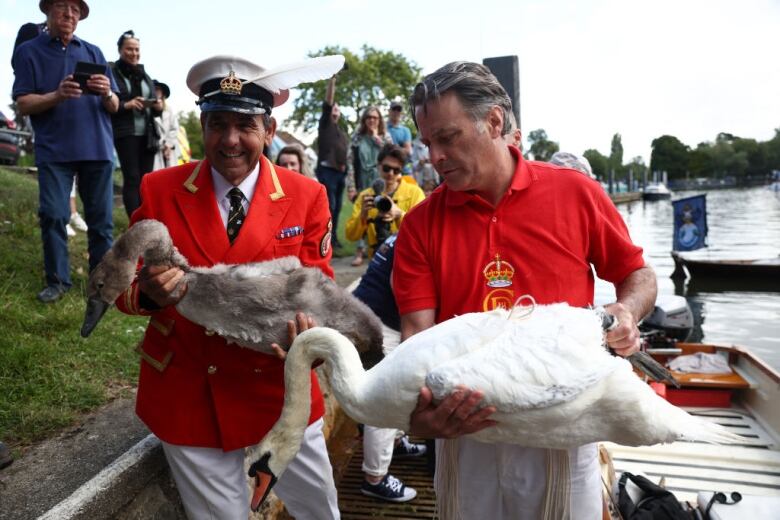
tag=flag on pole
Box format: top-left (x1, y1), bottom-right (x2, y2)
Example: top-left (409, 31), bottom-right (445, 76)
top-left (672, 194), bottom-right (707, 251)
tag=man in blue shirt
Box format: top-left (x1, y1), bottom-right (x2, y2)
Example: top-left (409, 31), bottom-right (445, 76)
top-left (386, 101), bottom-right (412, 155)
top-left (13, 0), bottom-right (119, 303)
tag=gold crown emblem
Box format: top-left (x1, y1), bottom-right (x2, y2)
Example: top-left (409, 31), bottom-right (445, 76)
top-left (219, 70), bottom-right (243, 95)
top-left (483, 254), bottom-right (515, 288)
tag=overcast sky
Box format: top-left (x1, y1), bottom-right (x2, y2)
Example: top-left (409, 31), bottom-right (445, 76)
top-left (2, 0), bottom-right (778, 162)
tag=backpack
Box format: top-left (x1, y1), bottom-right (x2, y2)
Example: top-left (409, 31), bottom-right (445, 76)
top-left (618, 472), bottom-right (694, 519)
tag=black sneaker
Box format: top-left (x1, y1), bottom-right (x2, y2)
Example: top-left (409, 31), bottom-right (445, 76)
top-left (37, 285), bottom-right (68, 303)
top-left (0, 442), bottom-right (13, 470)
top-left (360, 474), bottom-right (417, 503)
top-left (393, 435), bottom-right (427, 458)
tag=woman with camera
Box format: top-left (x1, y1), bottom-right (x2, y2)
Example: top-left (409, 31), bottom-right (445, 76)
top-left (109, 30), bottom-right (162, 218)
top-left (345, 144), bottom-right (425, 260)
top-left (346, 106), bottom-right (394, 265)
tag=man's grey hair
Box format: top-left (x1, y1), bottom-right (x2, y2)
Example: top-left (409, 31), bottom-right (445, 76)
top-left (409, 61), bottom-right (513, 135)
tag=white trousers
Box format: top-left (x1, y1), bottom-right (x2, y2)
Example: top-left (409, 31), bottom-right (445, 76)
top-left (162, 418), bottom-right (340, 520)
top-left (437, 439), bottom-right (602, 520)
top-left (361, 426), bottom-right (402, 477)
top-left (361, 325), bottom-right (404, 478)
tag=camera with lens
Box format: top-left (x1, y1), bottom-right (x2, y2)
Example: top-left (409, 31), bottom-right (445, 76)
top-left (372, 213), bottom-right (392, 245)
top-left (373, 194), bottom-right (393, 213)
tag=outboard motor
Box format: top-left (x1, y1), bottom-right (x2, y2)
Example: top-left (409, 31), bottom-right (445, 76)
top-left (640, 294), bottom-right (693, 342)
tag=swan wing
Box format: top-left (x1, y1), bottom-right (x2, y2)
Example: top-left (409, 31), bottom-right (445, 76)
top-left (424, 304), bottom-right (624, 412)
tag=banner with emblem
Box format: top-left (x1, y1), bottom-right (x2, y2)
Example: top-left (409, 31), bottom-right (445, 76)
top-left (672, 194), bottom-right (707, 252)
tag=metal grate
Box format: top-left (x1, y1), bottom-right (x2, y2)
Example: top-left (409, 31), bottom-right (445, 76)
top-left (337, 434), bottom-right (437, 519)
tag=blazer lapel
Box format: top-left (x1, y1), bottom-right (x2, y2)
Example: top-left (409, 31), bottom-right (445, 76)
top-left (224, 157), bottom-right (292, 264)
top-left (173, 159), bottom-right (231, 264)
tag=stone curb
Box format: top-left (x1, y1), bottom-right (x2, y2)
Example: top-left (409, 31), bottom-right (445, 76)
top-left (37, 434), bottom-right (165, 520)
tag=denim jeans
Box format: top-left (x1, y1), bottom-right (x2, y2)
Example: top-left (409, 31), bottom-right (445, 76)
top-left (315, 164), bottom-right (346, 243)
top-left (37, 161), bottom-right (114, 289)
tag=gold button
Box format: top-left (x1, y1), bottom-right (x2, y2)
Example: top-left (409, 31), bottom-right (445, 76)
top-left (205, 329), bottom-right (215, 336)
top-left (207, 365), bottom-right (217, 375)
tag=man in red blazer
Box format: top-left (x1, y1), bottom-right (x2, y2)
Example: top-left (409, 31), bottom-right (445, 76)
top-left (114, 55), bottom-right (341, 519)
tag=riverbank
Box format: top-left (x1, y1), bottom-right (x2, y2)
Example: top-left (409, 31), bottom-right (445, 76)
top-left (0, 254), bottom-right (368, 519)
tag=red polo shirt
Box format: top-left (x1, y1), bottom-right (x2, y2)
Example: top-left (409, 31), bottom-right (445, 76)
top-left (393, 146), bottom-right (645, 323)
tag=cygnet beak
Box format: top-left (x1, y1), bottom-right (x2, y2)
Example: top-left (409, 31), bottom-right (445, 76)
top-left (249, 452), bottom-right (278, 512)
top-left (81, 298), bottom-right (110, 337)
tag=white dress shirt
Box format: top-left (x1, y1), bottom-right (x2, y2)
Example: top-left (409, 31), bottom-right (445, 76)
top-left (210, 162), bottom-right (260, 228)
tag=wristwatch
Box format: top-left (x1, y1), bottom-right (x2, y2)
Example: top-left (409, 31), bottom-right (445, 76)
top-left (103, 91), bottom-right (114, 101)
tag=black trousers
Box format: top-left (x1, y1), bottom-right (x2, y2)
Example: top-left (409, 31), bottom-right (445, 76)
top-left (115, 135), bottom-right (156, 218)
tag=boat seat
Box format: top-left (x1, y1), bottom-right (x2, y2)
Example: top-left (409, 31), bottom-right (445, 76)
top-left (670, 369), bottom-right (750, 390)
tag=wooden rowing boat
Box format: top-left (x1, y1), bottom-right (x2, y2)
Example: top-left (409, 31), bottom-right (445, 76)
top-left (603, 342), bottom-right (780, 518)
top-left (672, 251), bottom-right (780, 282)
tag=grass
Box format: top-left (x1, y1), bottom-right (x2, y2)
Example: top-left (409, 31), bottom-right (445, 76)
top-left (334, 196), bottom-right (357, 258)
top-left (0, 167), bottom-right (147, 447)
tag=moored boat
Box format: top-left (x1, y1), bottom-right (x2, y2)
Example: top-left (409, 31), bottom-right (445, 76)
top-left (672, 251), bottom-right (780, 282)
top-left (643, 182), bottom-right (672, 200)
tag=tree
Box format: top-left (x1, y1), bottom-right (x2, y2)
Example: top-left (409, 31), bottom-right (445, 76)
top-left (179, 111), bottom-right (204, 160)
top-left (765, 127), bottom-right (780, 172)
top-left (626, 156), bottom-right (647, 182)
top-left (583, 149), bottom-right (608, 179)
top-left (288, 45), bottom-right (422, 137)
top-left (609, 133), bottom-right (624, 176)
top-left (649, 135), bottom-right (689, 180)
top-left (526, 129), bottom-right (559, 162)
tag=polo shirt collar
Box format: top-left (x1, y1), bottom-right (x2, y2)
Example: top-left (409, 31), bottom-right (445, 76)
top-left (445, 144), bottom-right (532, 207)
top-left (47, 32), bottom-right (83, 46)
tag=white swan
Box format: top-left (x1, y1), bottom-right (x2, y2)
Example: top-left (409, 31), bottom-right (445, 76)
top-left (246, 303), bottom-right (740, 510)
top-left (81, 219), bottom-right (384, 360)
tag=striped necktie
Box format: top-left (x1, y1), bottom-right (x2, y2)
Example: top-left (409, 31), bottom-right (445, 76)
top-left (227, 187), bottom-right (245, 243)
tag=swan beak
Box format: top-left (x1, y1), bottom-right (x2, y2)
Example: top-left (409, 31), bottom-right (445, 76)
top-left (248, 453), bottom-right (278, 512)
top-left (81, 298), bottom-right (110, 337)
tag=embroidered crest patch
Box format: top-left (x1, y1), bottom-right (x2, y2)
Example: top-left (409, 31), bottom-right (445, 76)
top-left (320, 218), bottom-right (333, 257)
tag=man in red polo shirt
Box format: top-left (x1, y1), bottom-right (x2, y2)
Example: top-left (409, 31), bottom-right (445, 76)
top-left (392, 61), bottom-right (657, 519)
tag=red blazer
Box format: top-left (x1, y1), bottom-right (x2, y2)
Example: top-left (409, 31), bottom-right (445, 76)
top-left (116, 157), bottom-right (334, 450)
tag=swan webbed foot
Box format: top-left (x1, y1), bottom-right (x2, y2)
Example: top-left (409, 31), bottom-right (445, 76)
top-left (248, 452), bottom-right (278, 512)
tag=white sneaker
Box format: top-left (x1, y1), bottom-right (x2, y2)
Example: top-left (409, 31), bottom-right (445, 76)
top-left (70, 212), bottom-right (88, 232)
top-left (66, 224), bottom-right (76, 237)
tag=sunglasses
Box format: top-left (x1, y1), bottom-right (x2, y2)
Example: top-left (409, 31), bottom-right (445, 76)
top-left (381, 164), bottom-right (403, 175)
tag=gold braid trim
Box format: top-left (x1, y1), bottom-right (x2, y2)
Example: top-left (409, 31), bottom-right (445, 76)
top-left (265, 156), bottom-right (285, 201)
top-left (183, 161), bottom-right (203, 193)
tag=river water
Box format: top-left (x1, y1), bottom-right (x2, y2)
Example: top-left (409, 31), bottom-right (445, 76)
top-left (593, 186), bottom-right (780, 371)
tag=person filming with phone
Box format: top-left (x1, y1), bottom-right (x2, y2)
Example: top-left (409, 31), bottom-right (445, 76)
top-left (109, 29), bottom-right (163, 218)
top-left (12, 0), bottom-right (119, 304)
top-left (345, 144), bottom-right (425, 259)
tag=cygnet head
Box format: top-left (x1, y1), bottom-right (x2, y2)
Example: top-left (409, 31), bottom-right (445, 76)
top-left (81, 245), bottom-right (140, 338)
top-left (81, 220), bottom-right (187, 338)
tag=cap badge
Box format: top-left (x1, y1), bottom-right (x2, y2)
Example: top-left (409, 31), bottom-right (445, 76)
top-left (220, 70), bottom-right (243, 95)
